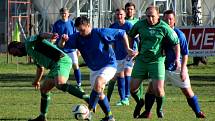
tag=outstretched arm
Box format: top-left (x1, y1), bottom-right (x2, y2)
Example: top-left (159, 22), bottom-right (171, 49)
top-left (32, 65), bottom-right (44, 90)
top-left (123, 33), bottom-right (138, 59)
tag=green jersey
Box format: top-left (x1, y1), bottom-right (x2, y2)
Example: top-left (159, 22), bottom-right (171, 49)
top-left (126, 17), bottom-right (139, 25)
top-left (25, 35), bottom-right (71, 69)
top-left (129, 19), bottom-right (179, 62)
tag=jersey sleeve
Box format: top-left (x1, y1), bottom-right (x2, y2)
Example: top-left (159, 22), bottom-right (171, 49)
top-left (128, 22), bottom-right (139, 38)
top-left (177, 30), bottom-right (189, 56)
top-left (165, 27), bottom-right (179, 45)
top-left (98, 28), bottom-right (126, 43)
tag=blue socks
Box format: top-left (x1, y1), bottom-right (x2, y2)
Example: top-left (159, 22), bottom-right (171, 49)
top-left (187, 95), bottom-right (201, 114)
top-left (125, 76), bottom-right (131, 98)
top-left (117, 77), bottom-right (125, 100)
top-left (98, 96), bottom-right (111, 116)
top-left (89, 90), bottom-right (100, 110)
top-left (74, 69), bottom-right (81, 86)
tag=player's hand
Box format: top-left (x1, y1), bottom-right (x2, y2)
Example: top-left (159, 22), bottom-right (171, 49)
top-left (32, 81), bottom-right (40, 90)
top-left (127, 49), bottom-right (138, 60)
top-left (175, 60), bottom-right (181, 71)
top-left (180, 68), bottom-right (187, 82)
top-left (61, 34), bottom-right (69, 42)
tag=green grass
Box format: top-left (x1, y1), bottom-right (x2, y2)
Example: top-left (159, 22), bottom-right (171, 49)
top-left (0, 54), bottom-right (215, 121)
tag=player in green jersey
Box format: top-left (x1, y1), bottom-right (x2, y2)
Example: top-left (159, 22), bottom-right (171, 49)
top-left (8, 33), bottom-right (90, 121)
top-left (128, 6), bottom-right (180, 118)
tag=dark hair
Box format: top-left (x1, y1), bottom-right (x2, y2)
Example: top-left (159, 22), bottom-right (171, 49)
top-left (8, 41), bottom-right (27, 56)
top-left (59, 7), bottom-right (68, 13)
top-left (163, 9), bottom-right (175, 16)
top-left (125, 2), bottom-right (136, 9)
top-left (74, 16), bottom-right (90, 27)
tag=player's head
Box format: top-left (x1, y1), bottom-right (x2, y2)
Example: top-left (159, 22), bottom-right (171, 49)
top-left (8, 41), bottom-right (27, 57)
top-left (163, 10), bottom-right (176, 28)
top-left (74, 16), bottom-right (91, 37)
top-left (115, 8), bottom-right (126, 23)
top-left (59, 7), bottom-right (69, 21)
top-left (125, 2), bottom-right (136, 18)
top-left (145, 6), bottom-right (160, 25)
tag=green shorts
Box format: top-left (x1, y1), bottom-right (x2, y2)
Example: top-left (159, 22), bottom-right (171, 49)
top-left (46, 55), bottom-right (72, 80)
top-left (132, 56), bottom-right (165, 81)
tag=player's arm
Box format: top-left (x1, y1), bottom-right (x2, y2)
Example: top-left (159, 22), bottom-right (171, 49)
top-left (181, 54), bottom-right (188, 81)
top-left (173, 44), bottom-right (181, 70)
top-left (122, 33), bottom-right (138, 58)
top-left (32, 64), bottom-right (44, 90)
top-left (58, 34), bottom-right (69, 48)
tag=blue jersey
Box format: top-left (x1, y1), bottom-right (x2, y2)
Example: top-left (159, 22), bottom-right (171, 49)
top-left (52, 19), bottom-right (77, 53)
top-left (109, 21), bottom-right (132, 60)
top-left (165, 28), bottom-right (189, 71)
top-left (67, 28), bottom-right (126, 71)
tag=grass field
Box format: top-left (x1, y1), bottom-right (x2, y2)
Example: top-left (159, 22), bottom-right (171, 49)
top-left (0, 54), bottom-right (215, 121)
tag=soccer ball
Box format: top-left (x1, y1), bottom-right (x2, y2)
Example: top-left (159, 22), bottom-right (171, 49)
top-left (72, 104), bottom-right (90, 120)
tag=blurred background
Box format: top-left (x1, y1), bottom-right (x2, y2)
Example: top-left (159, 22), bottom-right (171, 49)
top-left (1, 0), bottom-right (215, 53)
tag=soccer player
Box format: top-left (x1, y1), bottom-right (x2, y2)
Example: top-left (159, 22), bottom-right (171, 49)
top-left (58, 16), bottom-right (137, 121)
top-left (8, 33), bottom-right (90, 121)
top-left (128, 6), bottom-right (180, 118)
top-left (142, 9), bottom-right (206, 118)
top-left (52, 7), bottom-right (83, 91)
top-left (125, 2), bottom-right (145, 115)
top-left (107, 8), bottom-right (134, 106)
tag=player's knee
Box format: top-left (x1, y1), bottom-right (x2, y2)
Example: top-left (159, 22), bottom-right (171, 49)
top-left (56, 84), bottom-right (67, 92)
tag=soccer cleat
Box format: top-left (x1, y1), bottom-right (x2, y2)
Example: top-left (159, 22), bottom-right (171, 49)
top-left (196, 111), bottom-right (206, 118)
top-left (76, 85), bottom-right (85, 93)
top-left (157, 111), bottom-right (164, 118)
top-left (133, 99), bottom-right (144, 118)
top-left (86, 111), bottom-right (93, 121)
top-left (116, 99), bottom-right (129, 106)
top-left (100, 115), bottom-right (115, 121)
top-left (138, 111), bottom-right (152, 119)
top-left (28, 115), bottom-right (47, 121)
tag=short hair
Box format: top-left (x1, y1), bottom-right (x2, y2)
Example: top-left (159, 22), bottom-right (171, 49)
top-left (74, 16), bottom-right (90, 27)
top-left (125, 2), bottom-right (136, 9)
top-left (145, 6), bottom-right (159, 14)
top-left (59, 7), bottom-right (68, 13)
top-left (163, 9), bottom-right (175, 16)
top-left (115, 8), bottom-right (125, 12)
top-left (8, 41), bottom-right (25, 55)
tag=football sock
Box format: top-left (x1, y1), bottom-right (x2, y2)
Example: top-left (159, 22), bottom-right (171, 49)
top-left (107, 80), bottom-right (116, 101)
top-left (187, 95), bottom-right (201, 114)
top-left (125, 76), bottom-right (131, 98)
top-left (131, 89), bottom-right (143, 104)
top-left (40, 92), bottom-right (51, 116)
top-left (74, 69), bottom-right (82, 86)
top-left (98, 96), bottom-right (111, 116)
top-left (56, 83), bottom-right (89, 102)
top-left (156, 96), bottom-right (165, 112)
top-left (117, 77), bottom-right (125, 100)
top-left (89, 90), bottom-right (100, 110)
top-left (145, 93), bottom-right (156, 112)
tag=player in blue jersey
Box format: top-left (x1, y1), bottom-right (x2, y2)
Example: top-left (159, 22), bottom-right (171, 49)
top-left (52, 7), bottom-right (83, 91)
top-left (8, 33), bottom-right (90, 121)
top-left (142, 10), bottom-right (206, 118)
top-left (58, 16), bottom-right (137, 121)
top-left (107, 8), bottom-right (135, 106)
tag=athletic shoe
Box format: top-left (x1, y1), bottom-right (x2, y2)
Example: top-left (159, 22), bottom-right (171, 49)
top-left (196, 111), bottom-right (206, 118)
top-left (86, 111), bottom-right (92, 121)
top-left (157, 111), bottom-right (164, 118)
top-left (76, 85), bottom-right (85, 92)
top-left (138, 111), bottom-right (152, 119)
top-left (28, 115), bottom-right (47, 121)
top-left (133, 99), bottom-right (144, 118)
top-left (101, 115), bottom-right (115, 121)
top-left (116, 99), bottom-right (129, 106)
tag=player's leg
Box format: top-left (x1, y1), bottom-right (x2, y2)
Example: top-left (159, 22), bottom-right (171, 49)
top-left (89, 67), bottom-right (116, 121)
top-left (69, 51), bottom-right (84, 92)
top-left (130, 59), bottom-right (146, 118)
top-left (115, 71), bottom-right (126, 106)
top-left (53, 57), bottom-right (89, 102)
top-left (28, 79), bottom-right (55, 121)
top-left (168, 69), bottom-right (205, 118)
top-left (107, 76), bottom-right (116, 102)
